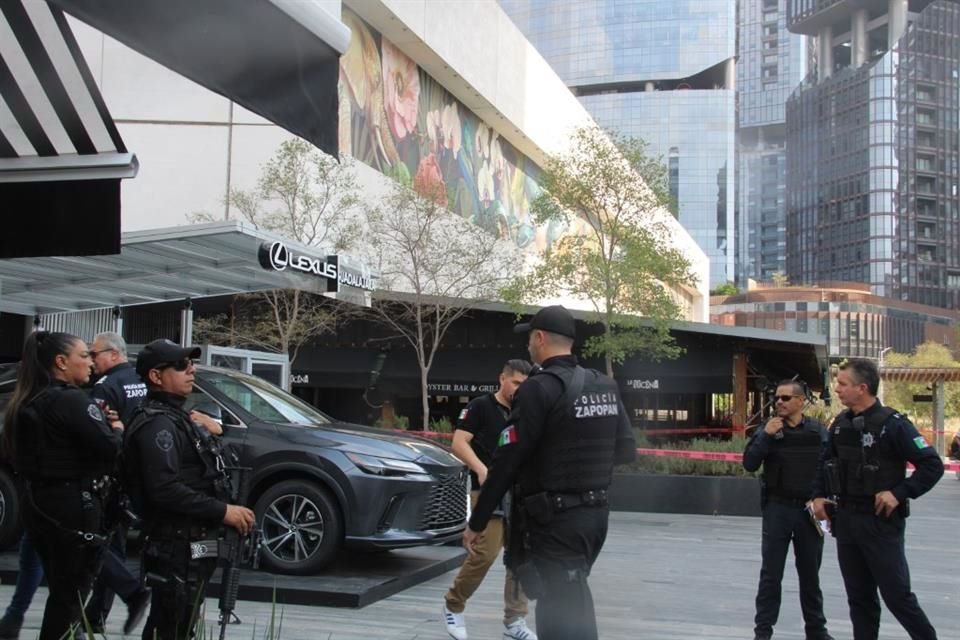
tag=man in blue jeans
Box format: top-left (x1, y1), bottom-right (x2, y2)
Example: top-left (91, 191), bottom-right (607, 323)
top-left (0, 534), bottom-right (44, 640)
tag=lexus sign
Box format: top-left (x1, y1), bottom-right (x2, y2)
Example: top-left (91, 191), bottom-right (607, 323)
top-left (257, 241), bottom-right (375, 293)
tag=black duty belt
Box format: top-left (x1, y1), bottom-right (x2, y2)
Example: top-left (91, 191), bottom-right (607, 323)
top-left (838, 497), bottom-right (875, 513)
top-left (766, 495), bottom-right (809, 508)
top-left (548, 489), bottom-right (609, 512)
top-left (147, 523), bottom-right (218, 540)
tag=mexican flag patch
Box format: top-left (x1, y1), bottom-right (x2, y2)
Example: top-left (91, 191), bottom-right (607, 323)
top-left (498, 425), bottom-right (518, 447)
top-left (913, 436), bottom-right (929, 449)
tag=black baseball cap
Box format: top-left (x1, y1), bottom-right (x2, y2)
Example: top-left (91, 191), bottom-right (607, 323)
top-left (513, 305), bottom-right (576, 339)
top-left (136, 339), bottom-right (201, 378)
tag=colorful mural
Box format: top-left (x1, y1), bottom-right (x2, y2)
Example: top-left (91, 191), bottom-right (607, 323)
top-left (338, 8), bottom-right (563, 252)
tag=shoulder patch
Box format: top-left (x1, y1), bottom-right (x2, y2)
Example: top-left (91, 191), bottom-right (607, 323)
top-left (458, 408), bottom-right (469, 421)
top-left (155, 429), bottom-right (174, 452)
top-left (498, 424), bottom-right (518, 447)
top-left (913, 435), bottom-right (930, 450)
top-left (87, 403), bottom-right (104, 422)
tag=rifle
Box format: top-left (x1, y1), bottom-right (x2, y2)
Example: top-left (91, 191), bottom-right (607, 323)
top-left (218, 464), bottom-right (263, 640)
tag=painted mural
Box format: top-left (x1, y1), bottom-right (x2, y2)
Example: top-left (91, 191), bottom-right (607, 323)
top-left (338, 8), bottom-right (565, 253)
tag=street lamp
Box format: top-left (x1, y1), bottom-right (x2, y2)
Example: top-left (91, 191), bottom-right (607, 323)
top-left (878, 346), bottom-right (893, 404)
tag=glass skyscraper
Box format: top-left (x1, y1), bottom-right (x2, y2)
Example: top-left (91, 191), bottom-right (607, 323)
top-left (786, 0), bottom-right (960, 309)
top-left (499, 0), bottom-right (738, 288)
top-left (736, 0), bottom-right (807, 284)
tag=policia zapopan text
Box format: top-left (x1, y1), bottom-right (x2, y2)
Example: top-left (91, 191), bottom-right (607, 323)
top-left (2, 334), bottom-right (258, 640)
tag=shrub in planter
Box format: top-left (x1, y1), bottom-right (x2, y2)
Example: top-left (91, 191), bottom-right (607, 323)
top-left (616, 433), bottom-right (755, 477)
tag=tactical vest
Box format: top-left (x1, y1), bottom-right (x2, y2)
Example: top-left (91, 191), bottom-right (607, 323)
top-left (16, 387), bottom-right (113, 481)
top-left (832, 406), bottom-right (905, 498)
top-left (762, 422), bottom-right (822, 499)
top-left (521, 364), bottom-right (622, 495)
top-left (122, 400), bottom-right (230, 514)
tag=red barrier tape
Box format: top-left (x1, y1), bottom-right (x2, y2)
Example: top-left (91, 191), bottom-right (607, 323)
top-left (405, 430), bottom-right (960, 472)
top-left (642, 427), bottom-right (738, 436)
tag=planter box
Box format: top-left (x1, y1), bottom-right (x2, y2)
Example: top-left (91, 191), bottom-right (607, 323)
top-left (609, 473), bottom-right (761, 516)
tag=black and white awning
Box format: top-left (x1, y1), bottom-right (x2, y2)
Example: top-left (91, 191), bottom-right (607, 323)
top-left (1, 0), bottom-right (137, 258)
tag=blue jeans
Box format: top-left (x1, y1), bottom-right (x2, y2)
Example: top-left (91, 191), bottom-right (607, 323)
top-left (4, 533), bottom-right (44, 620)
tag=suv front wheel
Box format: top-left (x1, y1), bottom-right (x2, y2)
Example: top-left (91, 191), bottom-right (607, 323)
top-left (253, 479), bottom-right (343, 575)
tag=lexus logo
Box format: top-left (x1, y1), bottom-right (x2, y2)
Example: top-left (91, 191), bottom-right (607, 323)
top-left (258, 241), bottom-right (289, 271)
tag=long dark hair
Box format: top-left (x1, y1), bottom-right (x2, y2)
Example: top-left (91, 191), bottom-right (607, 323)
top-left (2, 331), bottom-right (79, 458)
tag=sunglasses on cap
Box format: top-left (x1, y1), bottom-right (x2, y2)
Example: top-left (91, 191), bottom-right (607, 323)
top-left (775, 395), bottom-right (801, 402)
top-left (156, 358), bottom-right (194, 372)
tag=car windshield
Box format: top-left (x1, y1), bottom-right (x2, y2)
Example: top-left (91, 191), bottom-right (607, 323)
top-left (200, 369), bottom-right (331, 425)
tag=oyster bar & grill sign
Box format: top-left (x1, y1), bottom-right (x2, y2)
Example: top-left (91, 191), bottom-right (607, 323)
top-left (258, 241), bottom-right (375, 293)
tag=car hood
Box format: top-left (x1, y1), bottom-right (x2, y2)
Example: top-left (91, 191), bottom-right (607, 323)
top-left (275, 422), bottom-right (461, 467)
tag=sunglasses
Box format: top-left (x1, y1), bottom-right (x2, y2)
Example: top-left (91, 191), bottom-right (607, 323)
top-left (89, 348), bottom-right (116, 358)
top-left (775, 395), bottom-right (801, 402)
top-left (156, 358), bottom-right (193, 372)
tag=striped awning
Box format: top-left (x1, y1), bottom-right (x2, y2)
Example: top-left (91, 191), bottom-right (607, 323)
top-left (880, 367), bottom-right (960, 383)
top-left (0, 0), bottom-right (137, 258)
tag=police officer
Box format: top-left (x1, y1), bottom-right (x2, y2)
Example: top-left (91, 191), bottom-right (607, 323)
top-left (124, 339), bottom-right (255, 640)
top-left (442, 359), bottom-right (536, 640)
top-left (812, 358), bottom-right (943, 640)
top-left (743, 380), bottom-right (833, 640)
top-left (464, 306), bottom-right (636, 640)
top-left (2, 331), bottom-right (122, 640)
top-left (85, 331), bottom-right (152, 634)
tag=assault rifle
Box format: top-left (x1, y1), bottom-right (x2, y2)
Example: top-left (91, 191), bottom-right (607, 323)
top-left (218, 463), bottom-right (263, 640)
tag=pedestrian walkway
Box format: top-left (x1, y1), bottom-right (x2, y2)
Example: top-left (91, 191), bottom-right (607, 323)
top-left (3, 477), bottom-right (958, 639)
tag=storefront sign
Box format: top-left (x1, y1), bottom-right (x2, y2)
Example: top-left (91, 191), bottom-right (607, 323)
top-left (625, 379), bottom-right (660, 390)
top-left (258, 241), bottom-right (375, 292)
top-left (290, 373), bottom-right (310, 385)
top-left (428, 382), bottom-right (497, 395)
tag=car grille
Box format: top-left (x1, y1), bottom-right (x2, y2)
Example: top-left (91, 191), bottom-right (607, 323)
top-left (421, 471), bottom-right (467, 531)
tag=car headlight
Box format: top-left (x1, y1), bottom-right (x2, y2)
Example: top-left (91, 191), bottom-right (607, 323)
top-left (345, 452), bottom-right (428, 476)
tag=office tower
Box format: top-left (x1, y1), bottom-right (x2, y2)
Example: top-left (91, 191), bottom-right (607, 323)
top-left (500, 0), bottom-right (738, 288)
top-left (786, 0), bottom-right (960, 309)
top-left (737, 0), bottom-right (808, 284)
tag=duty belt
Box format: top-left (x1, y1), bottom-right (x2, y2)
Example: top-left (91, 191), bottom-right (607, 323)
top-left (837, 497), bottom-right (875, 513)
top-left (548, 489), bottom-right (608, 512)
top-left (147, 523), bottom-right (217, 540)
top-left (766, 495), bottom-right (809, 508)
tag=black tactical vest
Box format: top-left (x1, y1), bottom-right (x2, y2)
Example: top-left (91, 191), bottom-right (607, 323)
top-left (521, 364), bottom-right (622, 494)
top-left (16, 386), bottom-right (114, 481)
top-left (762, 421), bottom-right (822, 499)
top-left (122, 400), bottom-right (230, 514)
top-left (832, 406), bottom-right (904, 498)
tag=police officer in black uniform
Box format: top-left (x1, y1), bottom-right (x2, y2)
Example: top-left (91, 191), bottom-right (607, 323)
top-left (465, 305), bottom-right (636, 640)
top-left (812, 358), bottom-right (943, 640)
top-left (2, 331), bottom-right (122, 640)
top-left (124, 339), bottom-right (255, 640)
top-left (743, 380), bottom-right (833, 640)
top-left (86, 331), bottom-right (151, 634)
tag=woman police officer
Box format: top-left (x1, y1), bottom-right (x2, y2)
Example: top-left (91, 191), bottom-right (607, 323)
top-left (2, 331), bottom-right (123, 640)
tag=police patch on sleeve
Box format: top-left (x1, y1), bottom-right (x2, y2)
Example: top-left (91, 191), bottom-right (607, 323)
top-left (913, 435), bottom-right (929, 449)
top-left (155, 429), bottom-right (174, 452)
top-left (87, 403), bottom-right (104, 422)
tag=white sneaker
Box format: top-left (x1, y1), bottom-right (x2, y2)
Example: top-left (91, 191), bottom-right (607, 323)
top-left (503, 617), bottom-right (538, 640)
top-left (441, 603), bottom-right (468, 640)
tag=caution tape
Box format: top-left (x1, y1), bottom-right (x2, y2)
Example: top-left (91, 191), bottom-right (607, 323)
top-left (405, 430), bottom-right (960, 472)
top-left (641, 427), bottom-right (739, 436)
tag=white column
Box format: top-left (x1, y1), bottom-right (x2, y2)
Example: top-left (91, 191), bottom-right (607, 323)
top-left (852, 9), bottom-right (869, 67)
top-left (888, 0), bottom-right (908, 47)
top-left (819, 25), bottom-right (834, 78)
top-left (725, 57), bottom-right (736, 90)
top-left (179, 299), bottom-right (193, 347)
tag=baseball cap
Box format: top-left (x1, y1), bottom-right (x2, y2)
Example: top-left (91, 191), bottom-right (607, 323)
top-left (513, 305), bottom-right (576, 339)
top-left (135, 339), bottom-right (201, 378)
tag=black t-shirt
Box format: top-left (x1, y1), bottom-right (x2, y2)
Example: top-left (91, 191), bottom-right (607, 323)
top-left (457, 393), bottom-right (510, 488)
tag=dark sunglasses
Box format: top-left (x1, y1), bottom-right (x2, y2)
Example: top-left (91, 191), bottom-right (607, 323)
top-left (775, 395), bottom-right (801, 402)
top-left (156, 358), bottom-right (193, 372)
top-left (88, 348), bottom-right (116, 358)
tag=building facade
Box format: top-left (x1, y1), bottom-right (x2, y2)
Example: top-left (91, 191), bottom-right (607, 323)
top-left (736, 0), bottom-right (807, 284)
top-left (711, 282), bottom-right (960, 358)
top-left (500, 0), bottom-right (738, 288)
top-left (785, 0), bottom-right (960, 309)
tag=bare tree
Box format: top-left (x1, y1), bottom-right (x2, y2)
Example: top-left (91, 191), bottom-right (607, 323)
top-left (365, 177), bottom-right (517, 429)
top-left (191, 139), bottom-right (362, 364)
